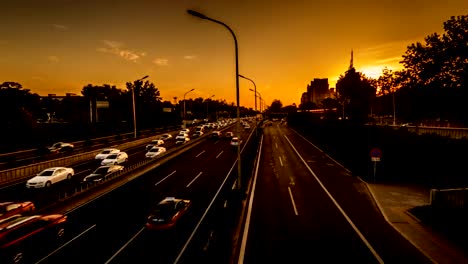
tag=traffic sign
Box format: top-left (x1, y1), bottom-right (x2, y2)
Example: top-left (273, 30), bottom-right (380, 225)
top-left (370, 148), bottom-right (382, 158)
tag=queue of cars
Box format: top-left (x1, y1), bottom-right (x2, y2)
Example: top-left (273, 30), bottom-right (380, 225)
top-left (5, 119), bottom-right (255, 261)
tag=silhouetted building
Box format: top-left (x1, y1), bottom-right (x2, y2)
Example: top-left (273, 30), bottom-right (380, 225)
top-left (301, 78), bottom-right (330, 108)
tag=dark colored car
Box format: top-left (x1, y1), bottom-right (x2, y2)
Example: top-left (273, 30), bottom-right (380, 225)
top-left (82, 165), bottom-right (124, 183)
top-left (0, 214), bottom-right (67, 263)
top-left (146, 197), bottom-right (191, 231)
top-left (0, 202), bottom-right (35, 221)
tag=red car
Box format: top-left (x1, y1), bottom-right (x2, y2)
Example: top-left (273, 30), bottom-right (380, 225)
top-left (0, 214), bottom-right (67, 263)
top-left (0, 202), bottom-right (35, 220)
top-left (146, 197), bottom-right (191, 231)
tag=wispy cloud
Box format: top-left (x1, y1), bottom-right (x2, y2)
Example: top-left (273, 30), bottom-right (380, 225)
top-left (97, 40), bottom-right (146, 62)
top-left (52, 24), bottom-right (68, 31)
top-left (153, 58), bottom-right (169, 66)
top-left (376, 56), bottom-right (402, 64)
top-left (47, 56), bottom-right (60, 63)
top-left (184, 55), bottom-right (197, 60)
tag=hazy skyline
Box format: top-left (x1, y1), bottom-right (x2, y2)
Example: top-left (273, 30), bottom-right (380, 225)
top-left (1, 0), bottom-right (467, 109)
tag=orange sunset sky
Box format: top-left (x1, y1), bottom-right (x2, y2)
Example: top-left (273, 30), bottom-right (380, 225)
top-left (1, 0), bottom-right (467, 109)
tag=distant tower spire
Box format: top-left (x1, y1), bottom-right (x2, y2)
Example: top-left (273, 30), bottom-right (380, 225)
top-left (349, 49), bottom-right (354, 70)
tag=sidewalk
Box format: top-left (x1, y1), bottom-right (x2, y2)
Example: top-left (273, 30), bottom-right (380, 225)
top-left (366, 182), bottom-right (468, 264)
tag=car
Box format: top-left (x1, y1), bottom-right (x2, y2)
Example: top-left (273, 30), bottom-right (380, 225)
top-left (95, 148), bottom-right (120, 160)
top-left (82, 165), bottom-right (124, 183)
top-left (230, 137), bottom-right (240, 147)
top-left (180, 128), bottom-right (190, 133)
top-left (47, 142), bottom-right (74, 153)
top-left (145, 147), bottom-right (166, 158)
top-left (160, 133), bottom-right (173, 141)
top-left (211, 131), bottom-right (221, 139)
top-left (192, 131), bottom-right (203, 138)
top-left (244, 124), bottom-right (251, 130)
top-left (224, 131), bottom-right (234, 138)
top-left (146, 139), bottom-right (164, 150)
top-left (0, 202), bottom-right (35, 220)
top-left (0, 214), bottom-right (67, 263)
top-left (175, 134), bottom-right (190, 144)
top-left (145, 197), bottom-right (192, 231)
top-left (101, 152), bottom-right (128, 165)
top-left (26, 167), bottom-right (74, 188)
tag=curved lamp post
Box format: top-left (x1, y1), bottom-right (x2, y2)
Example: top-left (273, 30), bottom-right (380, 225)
top-left (183, 88), bottom-right (195, 121)
top-left (187, 9), bottom-right (243, 192)
top-left (133, 75), bottom-right (149, 138)
top-left (249, 88), bottom-right (263, 120)
top-left (240, 75), bottom-right (258, 135)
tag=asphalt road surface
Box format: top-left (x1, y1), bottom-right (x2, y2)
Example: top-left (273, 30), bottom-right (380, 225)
top-left (238, 122), bottom-right (432, 264)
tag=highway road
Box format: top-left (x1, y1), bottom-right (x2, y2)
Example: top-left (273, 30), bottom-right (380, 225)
top-left (237, 122), bottom-right (432, 263)
top-left (0, 121), bottom-right (257, 263)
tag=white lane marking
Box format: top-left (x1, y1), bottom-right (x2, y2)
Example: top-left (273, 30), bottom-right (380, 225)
top-left (175, 124), bottom-right (256, 264)
top-left (283, 134), bottom-right (384, 264)
top-left (279, 156), bottom-right (283, 166)
top-left (275, 143), bottom-right (278, 149)
top-left (288, 186), bottom-right (299, 216)
top-left (196, 150), bottom-right (205, 158)
top-left (214, 140), bottom-right (219, 144)
top-left (186, 172), bottom-right (203, 188)
top-left (36, 224), bottom-right (97, 263)
top-left (155, 170), bottom-right (176, 186)
top-left (216, 151), bottom-right (223, 159)
top-left (238, 135), bottom-right (264, 263)
top-left (75, 169), bottom-right (91, 176)
top-left (104, 227), bottom-right (145, 264)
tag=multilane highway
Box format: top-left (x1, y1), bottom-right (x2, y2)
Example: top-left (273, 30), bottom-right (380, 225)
top-left (238, 122), bottom-right (432, 263)
top-left (0, 121), bottom-right (256, 263)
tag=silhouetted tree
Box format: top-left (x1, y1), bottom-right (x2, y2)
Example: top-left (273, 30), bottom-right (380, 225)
top-left (336, 68), bottom-right (376, 124)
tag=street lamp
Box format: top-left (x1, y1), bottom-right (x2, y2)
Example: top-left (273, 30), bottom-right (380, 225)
top-left (183, 88), bottom-right (195, 122)
top-left (188, 9), bottom-right (243, 193)
top-left (132, 75), bottom-right (149, 138)
top-left (206, 94), bottom-right (215, 119)
top-left (240, 75), bottom-right (257, 134)
top-left (249, 88), bottom-right (262, 122)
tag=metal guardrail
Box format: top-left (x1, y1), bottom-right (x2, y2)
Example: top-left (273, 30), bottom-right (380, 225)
top-left (389, 125), bottom-right (468, 139)
top-left (0, 133), bottom-right (164, 186)
top-left (430, 188), bottom-right (468, 209)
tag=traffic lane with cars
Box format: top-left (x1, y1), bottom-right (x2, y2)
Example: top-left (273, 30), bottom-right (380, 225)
top-left (277, 124), bottom-right (431, 263)
top-left (0, 130), bottom-right (182, 207)
top-left (242, 124), bottom-right (380, 263)
top-left (39, 128), bottom-right (254, 264)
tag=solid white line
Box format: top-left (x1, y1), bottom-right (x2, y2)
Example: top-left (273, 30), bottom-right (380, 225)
top-left (238, 135), bottom-right (263, 264)
top-left (275, 143), bottom-right (278, 149)
top-left (283, 134), bottom-right (384, 264)
top-left (195, 150), bottom-right (205, 158)
top-left (279, 156), bottom-right (283, 166)
top-left (36, 224), bottom-right (97, 263)
top-left (288, 186), bottom-right (299, 216)
top-left (216, 151), bottom-right (223, 159)
top-left (104, 227), bottom-right (145, 264)
top-left (174, 124), bottom-right (256, 264)
top-left (290, 128), bottom-right (351, 173)
top-left (186, 172), bottom-right (203, 187)
top-left (155, 170), bottom-right (176, 186)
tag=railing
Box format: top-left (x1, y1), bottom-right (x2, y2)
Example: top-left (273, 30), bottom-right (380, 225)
top-left (390, 125), bottom-right (468, 139)
top-left (430, 188), bottom-right (468, 209)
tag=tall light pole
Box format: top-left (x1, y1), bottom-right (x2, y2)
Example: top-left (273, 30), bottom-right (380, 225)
top-left (188, 9), bottom-right (243, 193)
top-left (132, 75), bottom-right (149, 138)
top-left (239, 74), bottom-right (257, 116)
top-left (183, 88), bottom-right (195, 121)
top-left (249, 88), bottom-right (262, 122)
top-left (206, 94), bottom-right (215, 119)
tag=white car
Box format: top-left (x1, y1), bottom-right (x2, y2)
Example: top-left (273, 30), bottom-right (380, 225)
top-left (146, 139), bottom-right (164, 150)
top-left (95, 148), bottom-right (120, 160)
top-left (230, 137), bottom-right (240, 147)
top-left (26, 167), bottom-right (75, 188)
top-left (101, 152), bottom-right (128, 165)
top-left (175, 135), bottom-right (190, 144)
top-left (160, 133), bottom-right (173, 141)
top-left (180, 128), bottom-right (190, 133)
top-left (145, 147), bottom-right (166, 158)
